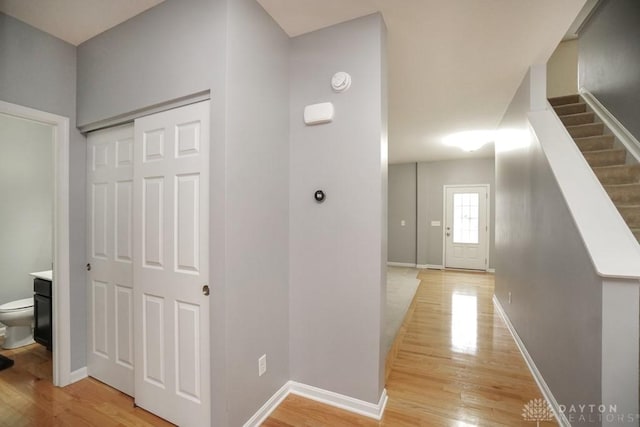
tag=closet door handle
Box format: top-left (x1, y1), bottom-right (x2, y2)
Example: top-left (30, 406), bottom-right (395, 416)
top-left (202, 285), bottom-right (210, 296)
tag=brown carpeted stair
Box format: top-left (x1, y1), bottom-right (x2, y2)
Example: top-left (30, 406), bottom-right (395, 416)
top-left (560, 112), bottom-right (595, 126)
top-left (550, 94), bottom-right (640, 243)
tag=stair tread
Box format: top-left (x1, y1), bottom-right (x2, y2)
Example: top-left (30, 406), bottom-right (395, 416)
top-left (582, 149), bottom-right (618, 155)
top-left (574, 134), bottom-right (614, 141)
top-left (583, 148), bottom-right (626, 167)
top-left (559, 112), bottom-right (593, 118)
top-left (566, 123), bottom-right (602, 129)
top-left (592, 164), bottom-right (640, 170)
top-left (553, 102), bottom-right (585, 108)
top-left (583, 148), bottom-right (625, 153)
top-left (553, 103), bottom-right (587, 115)
top-left (560, 112), bottom-right (595, 126)
top-left (604, 182), bottom-right (640, 187)
top-left (574, 135), bottom-right (615, 153)
top-left (549, 94), bottom-right (580, 106)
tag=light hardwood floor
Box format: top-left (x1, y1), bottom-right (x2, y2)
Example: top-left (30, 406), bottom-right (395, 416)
top-left (0, 270), bottom-right (554, 426)
top-left (264, 269), bottom-right (556, 426)
top-left (0, 340), bottom-right (172, 426)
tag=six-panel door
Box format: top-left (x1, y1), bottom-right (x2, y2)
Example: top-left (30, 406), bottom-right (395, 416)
top-left (86, 124), bottom-right (135, 395)
top-left (133, 101), bottom-right (210, 426)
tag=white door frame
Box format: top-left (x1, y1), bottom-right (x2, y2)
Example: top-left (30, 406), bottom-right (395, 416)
top-left (442, 184), bottom-right (491, 271)
top-left (0, 100), bottom-right (71, 386)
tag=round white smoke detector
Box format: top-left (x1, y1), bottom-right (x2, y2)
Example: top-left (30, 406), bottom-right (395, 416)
top-left (331, 72), bottom-right (352, 93)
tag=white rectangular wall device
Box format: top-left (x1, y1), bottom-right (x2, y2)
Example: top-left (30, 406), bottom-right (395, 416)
top-left (304, 102), bottom-right (334, 125)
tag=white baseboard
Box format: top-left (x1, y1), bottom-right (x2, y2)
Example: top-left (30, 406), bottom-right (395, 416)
top-left (69, 367), bottom-right (88, 384)
top-left (487, 268), bottom-right (495, 273)
top-left (387, 262), bottom-right (416, 268)
top-left (417, 264), bottom-right (443, 270)
top-left (243, 381), bottom-right (388, 427)
top-left (289, 382), bottom-right (388, 420)
top-left (242, 381), bottom-right (291, 427)
top-left (493, 296), bottom-right (570, 427)
top-left (0, 325), bottom-right (5, 337)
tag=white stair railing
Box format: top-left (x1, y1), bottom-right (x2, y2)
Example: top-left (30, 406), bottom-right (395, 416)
top-left (580, 88), bottom-right (640, 163)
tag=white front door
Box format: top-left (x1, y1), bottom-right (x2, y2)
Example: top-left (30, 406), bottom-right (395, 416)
top-left (86, 124), bottom-right (135, 395)
top-left (133, 101), bottom-right (210, 426)
top-left (444, 185), bottom-right (489, 270)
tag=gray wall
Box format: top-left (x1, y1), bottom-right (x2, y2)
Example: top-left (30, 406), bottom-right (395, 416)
top-left (0, 115), bottom-right (53, 305)
top-left (9, 2), bottom-right (386, 423)
top-left (76, 0), bottom-right (217, 127)
top-left (416, 158), bottom-right (495, 268)
top-left (388, 163), bottom-right (416, 264)
top-left (77, 1), bottom-right (291, 425)
top-left (0, 13), bottom-right (87, 371)
top-left (496, 70), bottom-right (601, 418)
top-left (224, 0), bottom-right (290, 424)
top-left (289, 14), bottom-right (387, 404)
top-left (208, 1), bottom-right (229, 425)
top-left (578, 0), bottom-right (640, 140)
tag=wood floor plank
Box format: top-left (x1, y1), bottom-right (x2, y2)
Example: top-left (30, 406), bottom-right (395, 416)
top-left (265, 269), bottom-right (558, 426)
top-left (0, 341), bottom-right (173, 426)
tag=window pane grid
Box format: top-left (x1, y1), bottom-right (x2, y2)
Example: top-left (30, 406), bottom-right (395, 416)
top-left (453, 193), bottom-right (479, 244)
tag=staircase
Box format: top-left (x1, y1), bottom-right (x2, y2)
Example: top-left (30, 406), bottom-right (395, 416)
top-left (550, 94), bottom-right (640, 243)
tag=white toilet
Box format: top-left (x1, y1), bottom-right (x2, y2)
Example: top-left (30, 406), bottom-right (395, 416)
top-left (0, 298), bottom-right (35, 349)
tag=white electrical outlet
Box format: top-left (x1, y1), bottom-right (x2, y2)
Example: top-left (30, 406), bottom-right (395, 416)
top-left (508, 292), bottom-right (512, 304)
top-left (258, 354), bottom-right (267, 376)
top-left (400, 220), bottom-right (406, 226)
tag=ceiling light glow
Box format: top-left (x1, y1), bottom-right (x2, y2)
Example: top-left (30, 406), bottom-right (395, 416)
top-left (443, 130), bottom-right (495, 152)
top-left (494, 129), bottom-right (532, 153)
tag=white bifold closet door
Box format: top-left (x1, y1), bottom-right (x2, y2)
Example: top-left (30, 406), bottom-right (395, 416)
top-left (87, 124), bottom-right (135, 396)
top-left (133, 101), bottom-right (210, 426)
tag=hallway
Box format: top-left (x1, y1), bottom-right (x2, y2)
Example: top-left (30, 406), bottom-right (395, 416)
top-left (265, 269), bottom-right (555, 426)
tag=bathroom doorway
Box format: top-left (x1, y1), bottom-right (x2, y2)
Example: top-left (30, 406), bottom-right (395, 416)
top-left (0, 100), bottom-right (71, 386)
top-left (0, 113), bottom-right (53, 380)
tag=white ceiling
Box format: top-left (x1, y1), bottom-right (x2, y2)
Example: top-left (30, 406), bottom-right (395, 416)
top-left (0, 0), bottom-right (164, 46)
top-left (258, 0), bottom-right (587, 163)
top-left (0, 0), bottom-right (586, 163)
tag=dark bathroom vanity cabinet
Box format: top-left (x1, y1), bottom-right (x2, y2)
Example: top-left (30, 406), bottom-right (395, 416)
top-left (33, 278), bottom-right (52, 351)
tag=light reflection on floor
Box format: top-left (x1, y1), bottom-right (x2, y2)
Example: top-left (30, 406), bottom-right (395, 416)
top-left (451, 291), bottom-right (478, 355)
top-left (266, 269), bottom-right (555, 426)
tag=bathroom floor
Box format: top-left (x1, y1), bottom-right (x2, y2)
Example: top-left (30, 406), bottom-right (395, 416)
top-left (0, 338), bottom-right (173, 425)
top-left (0, 339), bottom-right (52, 381)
